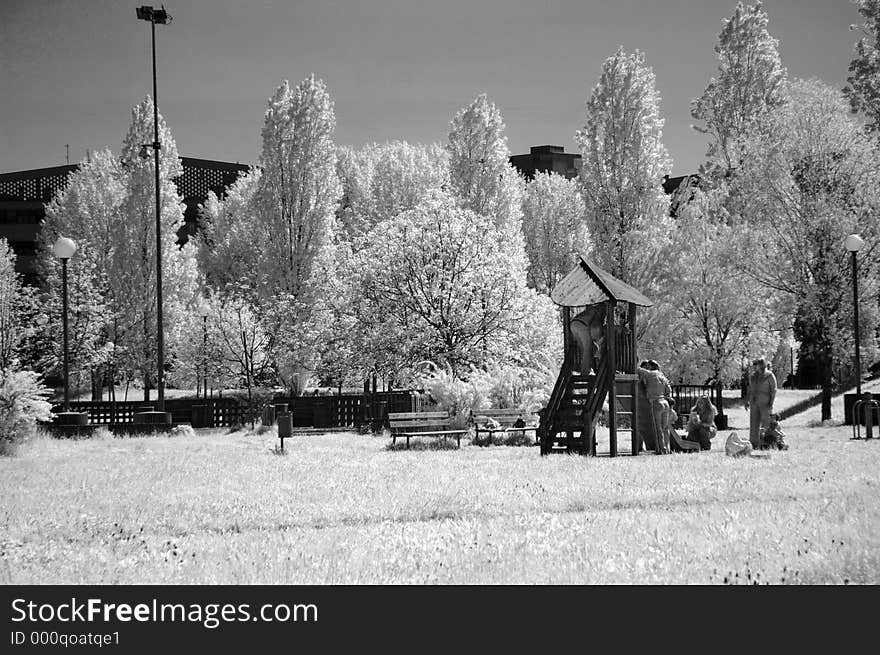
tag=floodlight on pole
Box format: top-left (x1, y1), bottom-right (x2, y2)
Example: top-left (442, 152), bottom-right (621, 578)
top-left (53, 236), bottom-right (77, 412)
top-left (846, 233), bottom-right (865, 400)
top-left (136, 4), bottom-right (172, 412)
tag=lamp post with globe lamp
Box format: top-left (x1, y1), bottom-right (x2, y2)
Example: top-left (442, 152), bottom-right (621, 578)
top-left (53, 236), bottom-right (76, 412)
top-left (52, 237), bottom-right (88, 429)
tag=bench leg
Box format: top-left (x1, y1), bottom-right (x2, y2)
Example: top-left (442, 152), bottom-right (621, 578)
top-left (457, 434), bottom-right (461, 448)
top-left (406, 435), bottom-right (410, 449)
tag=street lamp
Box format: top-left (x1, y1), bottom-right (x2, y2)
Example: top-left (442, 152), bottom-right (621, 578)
top-left (846, 233), bottom-right (865, 398)
top-left (136, 5), bottom-right (171, 412)
top-left (198, 303), bottom-right (209, 399)
top-left (53, 236), bottom-right (77, 412)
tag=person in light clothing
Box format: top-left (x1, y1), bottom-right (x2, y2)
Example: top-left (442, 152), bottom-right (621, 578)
top-left (746, 357), bottom-right (777, 449)
top-left (637, 360), bottom-right (673, 454)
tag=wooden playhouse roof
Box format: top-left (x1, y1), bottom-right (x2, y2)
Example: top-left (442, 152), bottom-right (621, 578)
top-left (550, 255), bottom-right (653, 308)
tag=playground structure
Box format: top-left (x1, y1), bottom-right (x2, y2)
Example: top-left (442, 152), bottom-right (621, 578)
top-left (538, 256), bottom-right (653, 456)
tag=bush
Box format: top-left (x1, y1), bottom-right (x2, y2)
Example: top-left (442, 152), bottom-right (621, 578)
top-left (420, 364), bottom-right (490, 428)
top-left (471, 430), bottom-right (535, 447)
top-left (420, 362), bottom-right (556, 428)
top-left (0, 368), bottom-right (54, 456)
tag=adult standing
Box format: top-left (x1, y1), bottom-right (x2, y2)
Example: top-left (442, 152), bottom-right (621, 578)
top-left (747, 357), bottom-right (777, 448)
top-left (637, 360), bottom-right (673, 454)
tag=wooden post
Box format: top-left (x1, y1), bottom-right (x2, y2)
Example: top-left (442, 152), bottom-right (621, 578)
top-left (562, 306), bottom-right (572, 366)
top-left (630, 303), bottom-right (640, 455)
top-left (605, 301), bottom-right (618, 457)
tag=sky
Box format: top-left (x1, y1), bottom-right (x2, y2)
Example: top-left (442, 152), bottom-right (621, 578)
top-left (0, 0), bottom-right (865, 177)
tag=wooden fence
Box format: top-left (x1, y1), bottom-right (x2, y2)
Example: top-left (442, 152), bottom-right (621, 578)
top-left (273, 390), bottom-right (421, 428)
top-left (54, 390), bottom-right (421, 429)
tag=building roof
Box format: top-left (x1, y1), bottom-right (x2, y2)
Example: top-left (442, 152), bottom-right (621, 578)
top-left (550, 254), bottom-right (653, 308)
top-left (0, 157), bottom-right (250, 203)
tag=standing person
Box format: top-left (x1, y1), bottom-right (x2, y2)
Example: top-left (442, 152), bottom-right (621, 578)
top-left (746, 357), bottom-right (777, 449)
top-left (637, 360), bottom-right (673, 454)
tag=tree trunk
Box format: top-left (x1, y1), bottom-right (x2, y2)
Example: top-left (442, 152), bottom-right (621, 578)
top-left (820, 351), bottom-right (833, 421)
top-left (91, 370), bottom-right (101, 401)
top-left (821, 382), bottom-right (832, 422)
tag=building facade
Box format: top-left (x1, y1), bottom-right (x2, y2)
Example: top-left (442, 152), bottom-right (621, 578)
top-left (0, 157), bottom-right (249, 282)
top-left (509, 145), bottom-right (581, 180)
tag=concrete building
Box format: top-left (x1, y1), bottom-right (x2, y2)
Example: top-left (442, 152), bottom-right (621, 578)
top-left (509, 145), bottom-right (581, 180)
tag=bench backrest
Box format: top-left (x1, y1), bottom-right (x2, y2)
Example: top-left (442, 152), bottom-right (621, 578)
top-left (473, 408), bottom-right (535, 426)
top-left (388, 411), bottom-right (452, 432)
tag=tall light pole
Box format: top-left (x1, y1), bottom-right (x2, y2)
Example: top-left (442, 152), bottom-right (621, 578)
top-left (136, 5), bottom-right (171, 412)
top-left (198, 304), bottom-right (209, 399)
top-left (846, 233), bottom-right (865, 398)
top-left (53, 237), bottom-right (77, 412)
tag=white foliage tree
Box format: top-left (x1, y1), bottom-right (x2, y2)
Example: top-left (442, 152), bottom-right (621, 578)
top-left (736, 79), bottom-right (880, 419)
top-left (649, 185), bottom-right (773, 385)
top-left (845, 0), bottom-right (880, 135)
top-left (521, 171), bottom-right (588, 294)
top-left (39, 150), bottom-right (122, 399)
top-left (575, 47), bottom-right (674, 300)
top-left (111, 97), bottom-right (200, 399)
top-left (337, 141), bottom-right (449, 241)
top-left (446, 94), bottom-right (528, 280)
top-left (691, 1), bottom-right (786, 177)
top-left (196, 168), bottom-right (261, 291)
top-left (0, 240), bottom-right (36, 371)
top-left (251, 75), bottom-right (341, 393)
top-left (348, 191), bottom-right (559, 381)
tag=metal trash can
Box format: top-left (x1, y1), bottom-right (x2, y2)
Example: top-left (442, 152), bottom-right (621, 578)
top-left (277, 412), bottom-right (293, 451)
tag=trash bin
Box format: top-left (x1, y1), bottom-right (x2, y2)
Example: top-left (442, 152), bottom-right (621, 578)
top-left (277, 412), bottom-right (293, 439)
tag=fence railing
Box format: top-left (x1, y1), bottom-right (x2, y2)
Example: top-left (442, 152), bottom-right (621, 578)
top-left (669, 384), bottom-right (722, 427)
top-left (53, 390), bottom-right (422, 430)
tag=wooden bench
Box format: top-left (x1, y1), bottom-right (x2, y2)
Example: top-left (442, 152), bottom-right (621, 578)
top-left (471, 408), bottom-right (538, 441)
top-left (388, 411), bottom-right (469, 449)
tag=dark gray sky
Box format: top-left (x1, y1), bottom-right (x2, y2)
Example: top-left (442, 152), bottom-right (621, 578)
top-left (0, 0), bottom-right (863, 176)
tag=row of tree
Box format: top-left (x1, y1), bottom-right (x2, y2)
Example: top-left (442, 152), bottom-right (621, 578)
top-left (3, 1), bottom-right (880, 421)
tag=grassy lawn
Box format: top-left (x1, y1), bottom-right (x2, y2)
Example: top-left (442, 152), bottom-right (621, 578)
top-left (2, 421), bottom-right (879, 585)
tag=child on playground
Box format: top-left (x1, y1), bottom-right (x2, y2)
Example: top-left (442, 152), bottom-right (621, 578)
top-left (686, 396), bottom-right (717, 450)
top-left (760, 415), bottom-right (789, 450)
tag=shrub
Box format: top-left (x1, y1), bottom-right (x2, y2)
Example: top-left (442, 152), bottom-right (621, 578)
top-left (472, 430), bottom-right (535, 447)
top-left (419, 361), bottom-right (559, 428)
top-left (0, 368), bottom-right (54, 456)
top-left (420, 364), bottom-right (490, 429)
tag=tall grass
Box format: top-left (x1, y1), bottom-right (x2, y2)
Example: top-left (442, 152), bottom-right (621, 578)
top-left (1, 425), bottom-right (878, 584)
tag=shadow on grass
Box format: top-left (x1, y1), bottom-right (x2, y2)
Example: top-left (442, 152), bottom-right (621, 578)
top-left (472, 432), bottom-right (536, 448)
top-left (384, 439), bottom-right (463, 452)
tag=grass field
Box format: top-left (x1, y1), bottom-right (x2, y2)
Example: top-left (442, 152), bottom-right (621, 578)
top-left (2, 417), bottom-right (879, 584)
